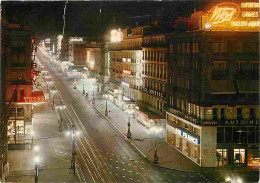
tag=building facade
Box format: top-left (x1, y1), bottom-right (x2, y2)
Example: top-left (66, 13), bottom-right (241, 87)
top-left (85, 38), bottom-right (110, 93)
top-left (138, 32), bottom-right (169, 128)
top-left (5, 24), bottom-right (44, 146)
top-left (68, 37), bottom-right (86, 65)
top-left (165, 1), bottom-right (259, 167)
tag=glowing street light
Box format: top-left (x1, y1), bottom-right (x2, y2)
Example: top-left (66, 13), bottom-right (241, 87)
top-left (103, 91), bottom-right (109, 116)
top-left (34, 156), bottom-right (40, 183)
top-left (126, 107), bottom-right (134, 138)
top-left (65, 124), bottom-right (80, 175)
top-left (149, 126), bottom-right (163, 163)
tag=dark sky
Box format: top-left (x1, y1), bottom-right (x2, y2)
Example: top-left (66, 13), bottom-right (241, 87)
top-left (2, 1), bottom-right (207, 38)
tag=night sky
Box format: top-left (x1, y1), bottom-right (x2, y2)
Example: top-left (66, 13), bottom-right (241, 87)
top-left (2, 1), bottom-right (207, 38)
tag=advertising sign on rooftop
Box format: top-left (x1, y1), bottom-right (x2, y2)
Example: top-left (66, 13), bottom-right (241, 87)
top-left (204, 2), bottom-right (259, 31)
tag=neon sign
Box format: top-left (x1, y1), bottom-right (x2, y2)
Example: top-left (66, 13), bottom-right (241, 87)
top-left (209, 3), bottom-right (240, 25)
top-left (205, 2), bottom-right (260, 31)
top-left (24, 96), bottom-right (45, 103)
top-left (241, 2), bottom-right (259, 8)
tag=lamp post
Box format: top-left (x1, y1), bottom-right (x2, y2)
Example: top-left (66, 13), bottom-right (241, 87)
top-left (34, 156), bottom-right (40, 183)
top-left (66, 125), bottom-right (80, 175)
top-left (93, 90), bottom-right (95, 104)
top-left (82, 82), bottom-right (85, 95)
top-left (71, 124), bottom-right (76, 175)
top-left (52, 94), bottom-right (55, 110)
top-left (31, 130), bottom-right (34, 150)
top-left (104, 91), bottom-right (108, 116)
top-left (34, 146), bottom-right (40, 183)
top-left (150, 126), bottom-right (162, 163)
top-left (126, 108), bottom-right (134, 138)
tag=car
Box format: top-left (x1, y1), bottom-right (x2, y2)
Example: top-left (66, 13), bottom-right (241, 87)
top-left (73, 86), bottom-right (77, 89)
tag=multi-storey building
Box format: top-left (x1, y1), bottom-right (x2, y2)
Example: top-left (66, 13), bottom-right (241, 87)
top-left (138, 31), bottom-right (169, 128)
top-left (85, 36), bottom-right (110, 93)
top-left (0, 15), bottom-right (8, 182)
top-left (165, 1), bottom-right (259, 167)
top-left (5, 24), bottom-right (44, 146)
top-left (60, 36), bottom-right (69, 61)
top-left (68, 37), bottom-right (86, 66)
top-left (108, 30), bottom-right (124, 106)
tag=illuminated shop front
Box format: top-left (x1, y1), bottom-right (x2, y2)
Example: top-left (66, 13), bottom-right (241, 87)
top-left (166, 112), bottom-right (217, 167)
top-left (166, 114), bottom-right (201, 164)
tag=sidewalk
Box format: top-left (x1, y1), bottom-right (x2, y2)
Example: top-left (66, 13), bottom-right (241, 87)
top-left (6, 86), bottom-right (80, 182)
top-left (73, 79), bottom-right (258, 173)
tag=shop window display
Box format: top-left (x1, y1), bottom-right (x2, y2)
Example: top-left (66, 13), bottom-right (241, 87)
top-left (247, 148), bottom-right (260, 166)
top-left (217, 149), bottom-right (228, 166)
top-left (234, 149), bottom-right (245, 164)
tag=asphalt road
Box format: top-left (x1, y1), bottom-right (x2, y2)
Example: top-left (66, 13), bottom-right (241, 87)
top-left (36, 49), bottom-right (258, 183)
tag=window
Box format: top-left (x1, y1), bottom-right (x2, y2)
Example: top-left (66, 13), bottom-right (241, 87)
top-left (237, 108), bottom-right (242, 120)
top-left (220, 43), bottom-right (227, 52)
top-left (195, 43), bottom-right (199, 52)
top-left (182, 43), bottom-right (186, 53)
top-left (236, 43), bottom-right (244, 52)
top-left (250, 62), bottom-right (259, 79)
top-left (213, 61), bottom-right (228, 79)
top-left (187, 43), bottom-right (190, 53)
top-left (225, 127), bottom-right (232, 143)
top-left (213, 43), bottom-right (220, 52)
top-left (170, 44), bottom-right (174, 53)
top-left (248, 127), bottom-right (255, 143)
top-left (217, 127), bottom-right (224, 143)
top-left (233, 127), bottom-right (240, 143)
top-left (213, 42), bottom-right (227, 52)
top-left (236, 62), bottom-right (246, 75)
top-left (213, 108), bottom-right (218, 121)
top-left (234, 149), bottom-right (245, 164)
top-left (221, 108), bottom-right (226, 121)
top-left (250, 108), bottom-right (255, 120)
top-left (247, 42), bottom-right (257, 52)
top-left (178, 44), bottom-right (180, 53)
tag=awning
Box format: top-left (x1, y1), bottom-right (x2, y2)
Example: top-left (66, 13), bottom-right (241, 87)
top-left (139, 109), bottom-right (164, 120)
top-left (210, 80), bottom-right (236, 94)
top-left (237, 80), bottom-right (259, 93)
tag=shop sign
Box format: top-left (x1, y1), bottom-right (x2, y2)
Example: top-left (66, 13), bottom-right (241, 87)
top-left (205, 2), bottom-right (260, 31)
top-left (123, 70), bottom-right (132, 75)
top-left (24, 96), bottom-right (45, 103)
top-left (222, 119), bottom-right (259, 126)
top-left (170, 125), bottom-right (200, 145)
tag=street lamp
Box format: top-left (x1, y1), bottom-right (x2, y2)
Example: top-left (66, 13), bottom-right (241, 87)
top-left (66, 124), bottom-right (80, 175)
top-left (149, 126), bottom-right (162, 163)
top-left (34, 156), bottom-right (40, 183)
top-left (82, 82), bottom-right (85, 95)
top-left (31, 130), bottom-right (34, 150)
top-left (103, 91), bottom-right (108, 116)
top-left (126, 108), bottom-right (134, 138)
